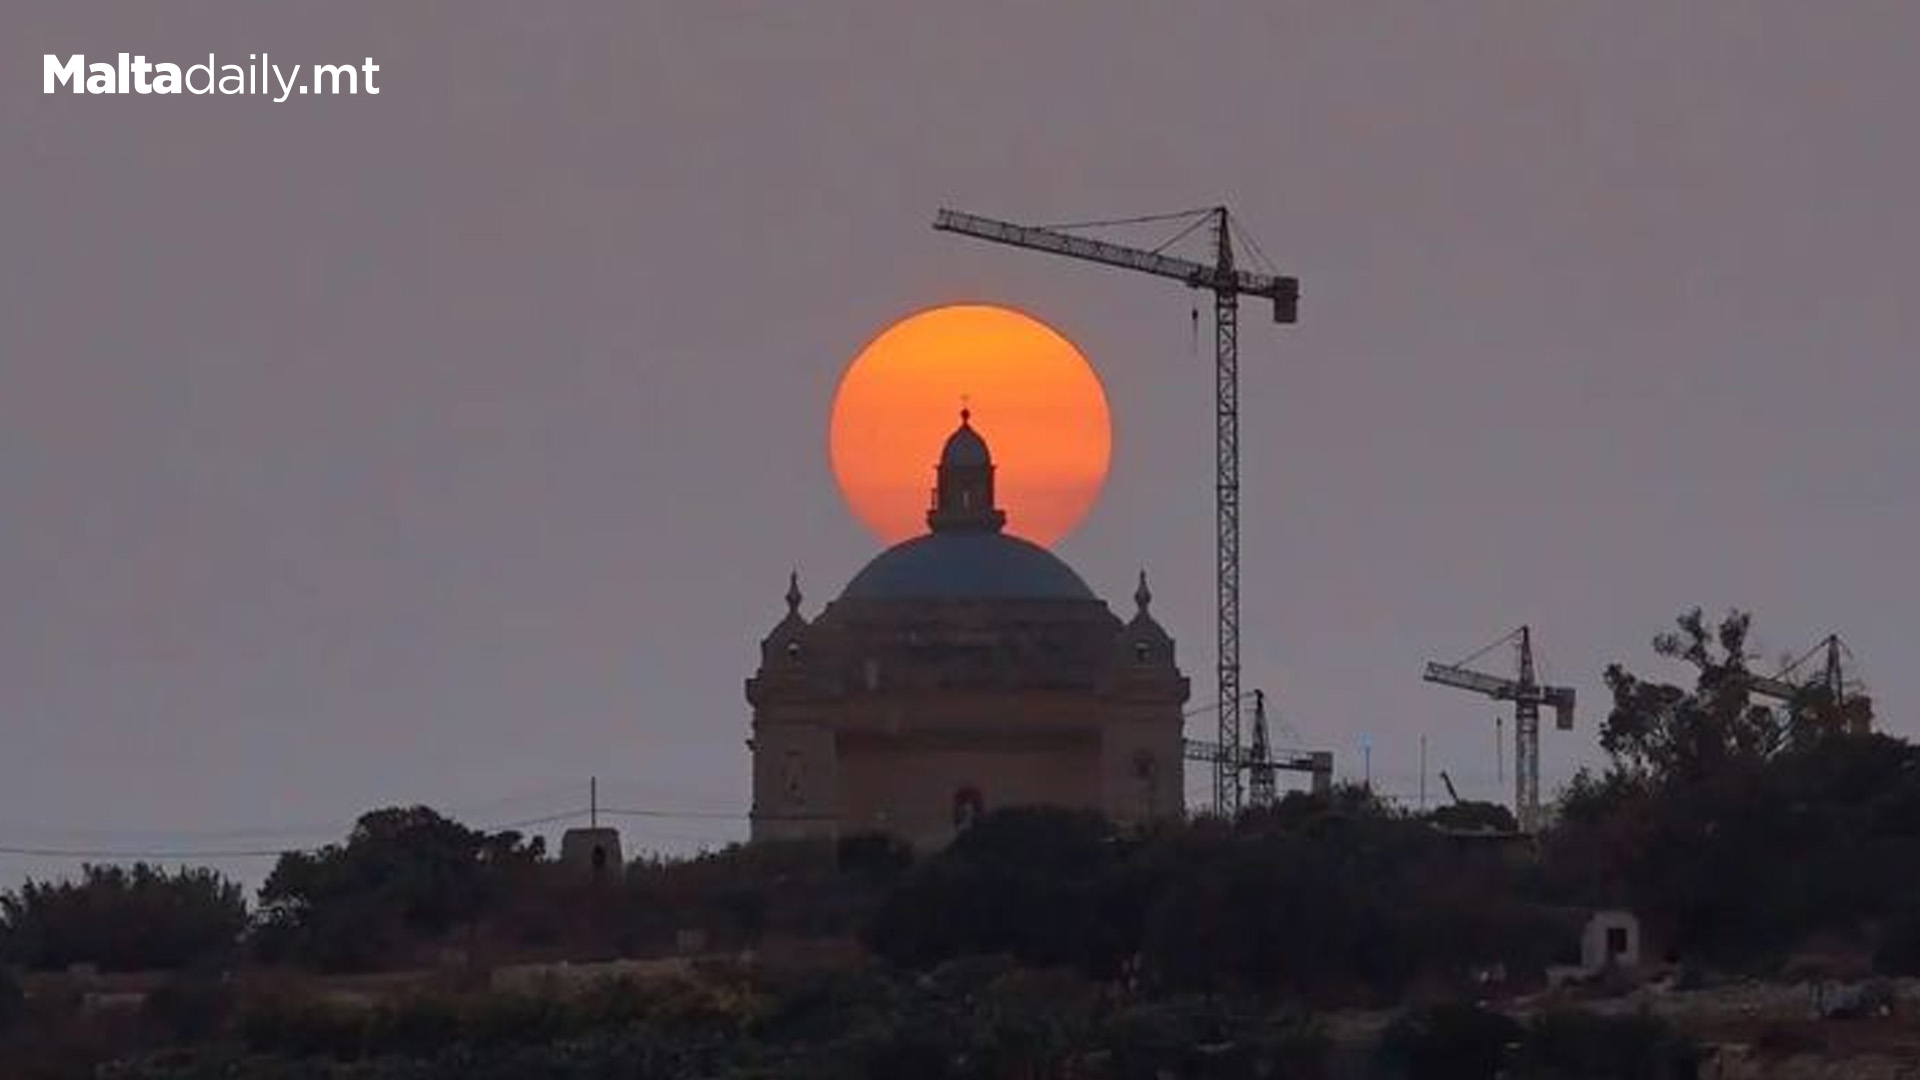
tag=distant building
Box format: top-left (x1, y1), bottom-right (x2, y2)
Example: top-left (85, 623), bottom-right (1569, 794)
top-left (745, 411), bottom-right (1189, 849)
top-left (1581, 909), bottom-right (1642, 971)
top-left (558, 826), bottom-right (622, 879)
top-left (1546, 908), bottom-right (1645, 988)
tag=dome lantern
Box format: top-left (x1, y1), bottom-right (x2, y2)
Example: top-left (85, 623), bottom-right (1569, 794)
top-left (927, 408), bottom-right (1007, 534)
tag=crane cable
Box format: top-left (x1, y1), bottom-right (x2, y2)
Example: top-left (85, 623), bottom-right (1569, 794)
top-left (1449, 626), bottom-right (1526, 671)
top-left (1039, 207), bottom-right (1216, 233)
top-left (1226, 212), bottom-right (1283, 276)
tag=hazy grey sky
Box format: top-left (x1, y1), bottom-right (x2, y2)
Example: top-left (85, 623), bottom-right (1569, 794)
top-left (4, 3), bottom-right (1916, 883)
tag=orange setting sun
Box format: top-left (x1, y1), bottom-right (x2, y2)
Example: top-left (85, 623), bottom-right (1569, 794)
top-left (829, 304), bottom-right (1113, 547)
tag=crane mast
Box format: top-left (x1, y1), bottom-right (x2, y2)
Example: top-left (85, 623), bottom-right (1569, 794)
top-left (934, 207), bottom-right (1299, 815)
top-left (1248, 688), bottom-right (1276, 808)
top-left (1513, 626), bottom-right (1541, 835)
top-left (1183, 690), bottom-right (1334, 804)
top-left (1422, 625), bottom-right (1575, 833)
top-left (1213, 218), bottom-right (1242, 815)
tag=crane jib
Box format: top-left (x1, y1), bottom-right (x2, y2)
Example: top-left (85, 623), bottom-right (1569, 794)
top-left (932, 209), bottom-right (1298, 323)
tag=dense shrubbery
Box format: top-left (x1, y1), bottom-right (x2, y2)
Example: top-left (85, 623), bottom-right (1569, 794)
top-left (1380, 1004), bottom-right (1697, 1080)
top-left (868, 808), bottom-right (1135, 975)
top-left (0, 965), bottom-right (23, 1033)
top-left (252, 807), bottom-right (547, 972)
top-left (869, 798), bottom-right (1564, 1004)
top-left (1543, 731), bottom-right (1920, 965)
top-left (144, 976), bottom-right (240, 1043)
top-left (0, 864), bottom-right (247, 972)
top-left (1520, 1009), bottom-right (1700, 1079)
top-left (1872, 908), bottom-right (1920, 976)
top-left (1380, 1002), bottom-right (1521, 1080)
top-left (1429, 800), bottom-right (1518, 833)
top-left (109, 964), bottom-right (1329, 1080)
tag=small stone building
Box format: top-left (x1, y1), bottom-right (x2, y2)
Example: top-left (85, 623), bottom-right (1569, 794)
top-left (558, 826), bottom-right (623, 879)
top-left (746, 411), bottom-right (1190, 849)
top-left (1581, 909), bottom-right (1642, 971)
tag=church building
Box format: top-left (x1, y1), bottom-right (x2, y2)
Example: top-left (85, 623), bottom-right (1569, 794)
top-left (746, 410), bottom-right (1189, 849)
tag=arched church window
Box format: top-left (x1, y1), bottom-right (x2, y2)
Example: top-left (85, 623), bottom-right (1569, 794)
top-left (783, 750), bottom-right (804, 806)
top-left (785, 640), bottom-right (803, 662)
top-left (1134, 640), bottom-right (1151, 663)
top-left (1133, 752), bottom-right (1160, 819)
top-left (953, 786), bottom-right (985, 830)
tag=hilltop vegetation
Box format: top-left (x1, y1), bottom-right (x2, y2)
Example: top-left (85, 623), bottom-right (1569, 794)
top-left (1, 609), bottom-right (1913, 1078)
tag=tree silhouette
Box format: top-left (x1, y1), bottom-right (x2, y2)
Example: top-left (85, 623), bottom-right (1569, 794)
top-left (254, 806), bottom-right (543, 971)
top-left (1599, 608), bottom-right (1787, 785)
top-left (0, 864), bottom-right (245, 972)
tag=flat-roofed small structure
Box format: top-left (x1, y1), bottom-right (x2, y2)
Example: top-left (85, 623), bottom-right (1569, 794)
top-left (558, 826), bottom-right (623, 879)
top-left (1582, 909), bottom-right (1642, 971)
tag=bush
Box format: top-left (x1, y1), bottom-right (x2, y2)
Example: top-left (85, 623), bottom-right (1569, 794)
top-left (866, 808), bottom-right (1130, 975)
top-left (0, 966), bottom-right (23, 1034)
top-left (1430, 801), bottom-right (1518, 833)
top-left (1380, 1002), bottom-right (1522, 1080)
top-left (1874, 909), bottom-right (1920, 976)
top-left (1753, 1020), bottom-right (1825, 1059)
top-left (240, 996), bottom-right (370, 1060)
top-left (835, 832), bottom-right (912, 878)
top-left (1521, 1009), bottom-right (1699, 1079)
top-left (143, 977), bottom-right (237, 1043)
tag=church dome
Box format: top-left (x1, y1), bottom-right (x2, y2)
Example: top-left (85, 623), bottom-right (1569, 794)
top-left (841, 530), bottom-right (1095, 602)
top-left (839, 408), bottom-right (1095, 602)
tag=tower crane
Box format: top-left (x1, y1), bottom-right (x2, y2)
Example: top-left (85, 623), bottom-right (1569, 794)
top-left (933, 207), bottom-right (1301, 814)
top-left (1746, 633), bottom-right (1872, 735)
top-left (1182, 690), bottom-right (1333, 807)
top-left (1422, 626), bottom-right (1574, 834)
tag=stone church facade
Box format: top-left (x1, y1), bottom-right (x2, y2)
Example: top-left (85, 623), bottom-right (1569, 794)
top-left (746, 412), bottom-right (1189, 849)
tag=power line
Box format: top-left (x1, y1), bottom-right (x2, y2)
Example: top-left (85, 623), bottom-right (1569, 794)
top-left (0, 799), bottom-right (858, 863)
top-left (0, 843), bottom-right (298, 861)
top-left (0, 782), bottom-right (597, 846)
top-left (0, 809), bottom-right (593, 862)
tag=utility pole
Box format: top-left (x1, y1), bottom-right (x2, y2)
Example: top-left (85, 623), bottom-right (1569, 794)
top-left (1419, 735), bottom-right (1428, 812)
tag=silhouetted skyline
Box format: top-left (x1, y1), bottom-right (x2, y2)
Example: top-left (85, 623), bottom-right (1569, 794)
top-left (4, 3), bottom-right (1916, 884)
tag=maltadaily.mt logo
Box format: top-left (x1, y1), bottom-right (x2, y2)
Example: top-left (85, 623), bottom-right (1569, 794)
top-left (44, 54), bottom-right (380, 101)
